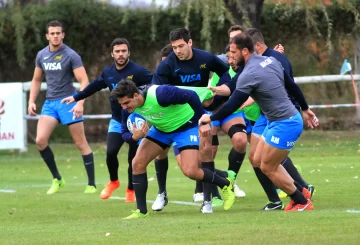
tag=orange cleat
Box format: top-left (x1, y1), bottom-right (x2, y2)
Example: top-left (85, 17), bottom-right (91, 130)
top-left (285, 199), bottom-right (314, 212)
top-left (125, 186), bottom-right (136, 203)
top-left (100, 180), bottom-right (120, 200)
top-left (284, 188), bottom-right (312, 211)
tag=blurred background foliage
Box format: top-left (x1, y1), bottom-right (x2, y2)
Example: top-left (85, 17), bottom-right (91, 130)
top-left (0, 0), bottom-right (359, 140)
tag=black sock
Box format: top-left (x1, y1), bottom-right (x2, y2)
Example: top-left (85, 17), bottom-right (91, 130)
top-left (214, 169), bottom-right (228, 178)
top-left (253, 167), bottom-right (280, 203)
top-left (127, 143), bottom-right (138, 190)
top-left (155, 157), bottom-right (168, 194)
top-left (201, 162), bottom-right (214, 201)
top-left (289, 189), bottom-right (307, 204)
top-left (211, 185), bottom-right (221, 199)
top-left (133, 173), bottom-right (148, 214)
top-left (201, 168), bottom-right (229, 189)
top-left (228, 148), bottom-right (246, 176)
top-left (294, 181), bottom-right (303, 192)
top-left (39, 146), bottom-right (61, 180)
top-left (194, 180), bottom-right (203, 193)
top-left (82, 153), bottom-right (95, 187)
top-left (106, 132), bottom-right (124, 181)
top-left (282, 157), bottom-right (308, 188)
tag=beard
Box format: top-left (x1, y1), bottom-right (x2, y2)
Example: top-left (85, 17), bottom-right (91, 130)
top-left (115, 56), bottom-right (129, 67)
top-left (237, 56), bottom-right (245, 67)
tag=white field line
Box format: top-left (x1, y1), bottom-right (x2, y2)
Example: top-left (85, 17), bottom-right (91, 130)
top-left (110, 196), bottom-right (201, 206)
top-left (0, 189), bottom-right (16, 193)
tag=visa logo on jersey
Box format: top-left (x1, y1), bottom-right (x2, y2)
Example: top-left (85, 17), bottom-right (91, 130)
top-left (179, 74), bottom-right (201, 83)
top-left (43, 63), bottom-right (62, 70)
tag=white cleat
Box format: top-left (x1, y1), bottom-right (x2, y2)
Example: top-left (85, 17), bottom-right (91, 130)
top-left (193, 192), bottom-right (204, 202)
top-left (234, 184), bottom-right (246, 197)
top-left (152, 192), bottom-right (168, 211)
top-left (200, 201), bottom-right (213, 214)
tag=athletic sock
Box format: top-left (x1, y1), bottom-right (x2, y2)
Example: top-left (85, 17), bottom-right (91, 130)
top-left (228, 148), bottom-right (246, 176)
top-left (282, 157), bottom-right (308, 188)
top-left (154, 157), bottom-right (168, 194)
top-left (253, 167), bottom-right (280, 203)
top-left (133, 173), bottom-right (148, 214)
top-left (40, 146), bottom-right (61, 180)
top-left (82, 153), bottom-right (95, 187)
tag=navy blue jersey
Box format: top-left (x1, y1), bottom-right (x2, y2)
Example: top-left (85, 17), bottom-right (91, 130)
top-left (262, 48), bottom-right (299, 109)
top-left (73, 60), bottom-right (152, 122)
top-left (152, 48), bottom-right (229, 87)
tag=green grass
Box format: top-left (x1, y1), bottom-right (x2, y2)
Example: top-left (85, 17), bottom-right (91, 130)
top-left (1, 131), bottom-right (360, 245)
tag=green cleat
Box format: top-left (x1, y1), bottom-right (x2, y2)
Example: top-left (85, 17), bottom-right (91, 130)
top-left (122, 209), bottom-right (149, 220)
top-left (47, 178), bottom-right (65, 195)
top-left (84, 185), bottom-right (97, 194)
top-left (226, 170), bottom-right (236, 181)
top-left (221, 177), bottom-right (235, 210)
top-left (212, 197), bottom-right (224, 207)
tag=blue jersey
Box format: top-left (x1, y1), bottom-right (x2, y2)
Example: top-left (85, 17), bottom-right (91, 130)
top-left (73, 60), bottom-right (152, 122)
top-left (152, 48), bottom-right (228, 87)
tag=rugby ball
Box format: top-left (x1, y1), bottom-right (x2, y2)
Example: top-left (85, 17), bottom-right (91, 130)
top-left (127, 113), bottom-right (146, 133)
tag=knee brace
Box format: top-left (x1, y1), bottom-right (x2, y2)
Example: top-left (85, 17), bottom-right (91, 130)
top-left (228, 123), bottom-right (247, 139)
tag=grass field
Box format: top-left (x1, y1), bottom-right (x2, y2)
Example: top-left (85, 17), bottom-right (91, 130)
top-left (1, 130), bottom-right (360, 245)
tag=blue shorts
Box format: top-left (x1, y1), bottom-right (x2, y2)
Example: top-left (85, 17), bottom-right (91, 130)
top-left (212, 111), bottom-right (245, 127)
top-left (147, 126), bottom-right (199, 151)
top-left (41, 97), bottom-right (83, 125)
top-left (108, 119), bottom-right (122, 133)
top-left (172, 143), bottom-right (180, 156)
top-left (252, 114), bottom-right (268, 137)
top-left (262, 112), bottom-right (303, 150)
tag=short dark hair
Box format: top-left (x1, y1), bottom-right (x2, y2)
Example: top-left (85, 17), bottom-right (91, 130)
top-left (169, 28), bottom-right (191, 43)
top-left (227, 25), bottom-right (246, 37)
top-left (246, 28), bottom-right (265, 44)
top-left (47, 20), bottom-right (63, 32)
top-left (229, 33), bottom-right (254, 53)
top-left (110, 38), bottom-right (131, 52)
top-left (160, 44), bottom-right (173, 58)
top-left (111, 78), bottom-right (139, 99)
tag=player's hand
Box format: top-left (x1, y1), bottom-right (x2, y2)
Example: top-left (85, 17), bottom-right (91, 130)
top-left (208, 86), bottom-right (217, 96)
top-left (199, 124), bottom-right (211, 138)
top-left (61, 96), bottom-right (76, 105)
top-left (132, 122), bottom-right (149, 140)
top-left (274, 44), bottom-right (285, 54)
top-left (28, 102), bottom-right (37, 116)
top-left (202, 97), bottom-right (214, 108)
top-left (240, 97), bottom-right (255, 110)
top-left (198, 114), bottom-right (211, 126)
top-left (302, 109), bottom-right (319, 129)
top-left (69, 103), bottom-right (84, 119)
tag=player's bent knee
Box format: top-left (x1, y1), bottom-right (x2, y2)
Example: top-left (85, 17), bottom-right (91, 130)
top-left (35, 136), bottom-right (48, 149)
top-left (131, 157), bottom-right (146, 174)
top-left (231, 133), bottom-right (247, 152)
top-left (181, 166), bottom-right (198, 180)
top-left (228, 124), bottom-right (247, 138)
top-left (250, 153), bottom-right (261, 168)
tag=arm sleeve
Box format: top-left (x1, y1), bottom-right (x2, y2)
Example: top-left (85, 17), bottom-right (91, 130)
top-left (73, 72), bottom-right (107, 101)
top-left (121, 110), bottom-right (138, 144)
top-left (70, 51), bottom-right (83, 70)
top-left (156, 85), bottom-right (205, 116)
top-left (152, 62), bottom-right (170, 85)
top-left (283, 70), bottom-right (309, 110)
top-left (210, 90), bottom-right (249, 121)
